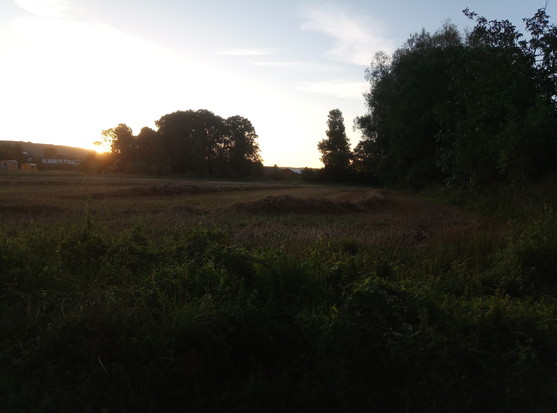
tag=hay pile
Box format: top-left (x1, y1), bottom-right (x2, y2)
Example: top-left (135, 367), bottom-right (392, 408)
top-left (229, 193), bottom-right (387, 215)
top-left (66, 183), bottom-right (292, 200)
top-left (0, 204), bottom-right (65, 214)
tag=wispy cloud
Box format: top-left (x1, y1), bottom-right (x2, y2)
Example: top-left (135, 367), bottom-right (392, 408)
top-left (297, 80), bottom-right (369, 99)
top-left (218, 48), bottom-right (276, 56)
top-left (14, 0), bottom-right (70, 18)
top-left (299, 4), bottom-right (394, 66)
top-left (253, 61), bottom-right (295, 67)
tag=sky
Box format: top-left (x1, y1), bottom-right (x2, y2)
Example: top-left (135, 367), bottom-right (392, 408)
top-left (0, 0), bottom-right (553, 167)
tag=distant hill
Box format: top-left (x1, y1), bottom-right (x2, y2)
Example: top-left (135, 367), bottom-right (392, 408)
top-left (0, 141), bottom-right (95, 159)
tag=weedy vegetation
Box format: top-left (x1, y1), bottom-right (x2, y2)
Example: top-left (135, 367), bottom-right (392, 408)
top-left (1, 173), bottom-right (556, 412)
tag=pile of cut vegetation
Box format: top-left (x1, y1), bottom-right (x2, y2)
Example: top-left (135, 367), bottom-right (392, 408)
top-left (66, 183), bottom-right (291, 199)
top-left (229, 193), bottom-right (387, 214)
top-left (0, 204), bottom-right (65, 214)
top-left (119, 184), bottom-right (220, 196)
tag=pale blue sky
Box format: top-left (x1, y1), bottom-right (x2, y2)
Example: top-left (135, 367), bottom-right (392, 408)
top-left (0, 0), bottom-right (552, 166)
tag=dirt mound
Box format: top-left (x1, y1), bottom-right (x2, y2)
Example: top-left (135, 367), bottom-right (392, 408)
top-left (229, 193), bottom-right (387, 215)
top-left (0, 179), bottom-right (75, 187)
top-left (120, 184), bottom-right (211, 196)
top-left (65, 183), bottom-right (292, 200)
top-left (0, 204), bottom-right (65, 214)
top-left (171, 205), bottom-right (208, 215)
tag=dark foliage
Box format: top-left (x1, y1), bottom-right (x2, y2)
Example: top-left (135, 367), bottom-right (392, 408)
top-left (0, 142), bottom-right (26, 165)
top-left (100, 110), bottom-right (263, 178)
top-left (318, 109), bottom-right (353, 180)
top-left (354, 9), bottom-right (557, 189)
top-left (1, 208), bottom-right (556, 412)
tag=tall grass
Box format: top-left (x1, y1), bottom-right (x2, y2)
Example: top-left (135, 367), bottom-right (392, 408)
top-left (1, 186), bottom-right (556, 412)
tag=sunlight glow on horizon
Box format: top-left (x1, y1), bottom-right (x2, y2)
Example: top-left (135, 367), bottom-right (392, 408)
top-left (1, 0), bottom-right (549, 168)
top-left (0, 10), bottom-right (323, 167)
top-left (1, 0), bottom-right (405, 168)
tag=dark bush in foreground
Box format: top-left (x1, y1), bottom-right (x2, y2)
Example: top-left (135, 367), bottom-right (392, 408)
top-left (1, 216), bottom-right (556, 412)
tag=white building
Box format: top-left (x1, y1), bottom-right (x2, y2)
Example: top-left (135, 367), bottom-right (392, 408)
top-left (41, 158), bottom-right (81, 166)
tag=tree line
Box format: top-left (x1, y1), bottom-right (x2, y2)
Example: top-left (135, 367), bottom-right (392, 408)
top-left (0, 142), bottom-right (26, 165)
top-left (96, 109), bottom-right (263, 178)
top-left (316, 8), bottom-right (557, 189)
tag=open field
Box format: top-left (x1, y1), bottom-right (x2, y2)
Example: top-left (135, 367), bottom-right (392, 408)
top-left (1, 172), bottom-right (556, 412)
top-left (0, 173), bottom-right (484, 250)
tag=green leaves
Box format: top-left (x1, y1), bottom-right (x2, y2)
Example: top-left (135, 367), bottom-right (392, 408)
top-left (356, 9), bottom-right (557, 189)
top-left (2, 213), bottom-right (557, 411)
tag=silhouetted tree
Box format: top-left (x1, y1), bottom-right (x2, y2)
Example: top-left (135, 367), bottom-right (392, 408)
top-left (155, 110), bottom-right (222, 175)
top-left (100, 123), bottom-right (135, 171)
top-left (0, 142), bottom-right (25, 164)
top-left (318, 109), bottom-right (351, 179)
top-left (354, 24), bottom-right (460, 188)
top-left (134, 126), bottom-right (162, 173)
top-left (102, 109), bottom-right (262, 177)
top-left (355, 10), bottom-right (557, 189)
top-left (226, 115), bottom-right (263, 176)
top-left (437, 9), bottom-right (557, 185)
top-left (152, 109), bottom-right (262, 177)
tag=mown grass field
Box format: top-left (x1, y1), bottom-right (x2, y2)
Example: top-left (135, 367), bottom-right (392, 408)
top-left (1, 172), bottom-right (556, 412)
top-left (0, 172), bottom-right (479, 249)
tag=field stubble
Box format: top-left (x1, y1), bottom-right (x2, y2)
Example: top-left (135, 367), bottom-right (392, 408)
top-left (2, 173), bottom-right (556, 412)
top-left (0, 174), bottom-right (485, 250)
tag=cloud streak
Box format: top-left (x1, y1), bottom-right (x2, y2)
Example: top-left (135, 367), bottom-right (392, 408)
top-left (253, 61), bottom-right (295, 67)
top-left (297, 80), bottom-right (368, 99)
top-left (14, 0), bottom-right (70, 18)
top-left (300, 4), bottom-right (394, 66)
top-left (218, 48), bottom-right (277, 56)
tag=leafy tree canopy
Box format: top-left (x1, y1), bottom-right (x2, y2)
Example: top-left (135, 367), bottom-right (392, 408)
top-left (354, 8), bottom-right (557, 189)
top-left (318, 108), bottom-right (352, 179)
top-left (100, 109), bottom-right (262, 177)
